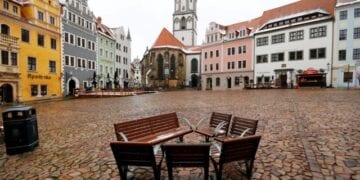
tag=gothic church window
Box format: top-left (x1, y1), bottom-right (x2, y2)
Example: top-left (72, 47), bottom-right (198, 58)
top-left (170, 55), bottom-right (176, 79)
top-left (181, 17), bottom-right (186, 30)
top-left (157, 54), bottom-right (164, 80)
top-left (191, 58), bottom-right (198, 73)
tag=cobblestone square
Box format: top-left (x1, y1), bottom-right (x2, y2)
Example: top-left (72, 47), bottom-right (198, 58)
top-left (0, 89), bottom-right (359, 179)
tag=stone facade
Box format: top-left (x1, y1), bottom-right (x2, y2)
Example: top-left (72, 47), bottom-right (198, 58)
top-left (62, 0), bottom-right (97, 95)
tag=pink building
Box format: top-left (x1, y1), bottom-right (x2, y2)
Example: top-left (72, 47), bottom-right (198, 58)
top-left (201, 19), bottom-right (260, 90)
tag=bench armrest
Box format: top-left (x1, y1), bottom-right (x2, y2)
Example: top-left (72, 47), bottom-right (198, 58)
top-left (240, 128), bottom-right (252, 137)
top-left (195, 117), bottom-right (207, 130)
top-left (182, 117), bottom-right (195, 130)
top-left (214, 121), bottom-right (227, 136)
top-left (117, 132), bottom-right (129, 142)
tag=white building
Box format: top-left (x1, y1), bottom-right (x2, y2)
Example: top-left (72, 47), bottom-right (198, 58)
top-left (332, 0), bottom-right (360, 88)
top-left (111, 27), bottom-right (132, 88)
top-left (131, 58), bottom-right (142, 88)
top-left (254, 3), bottom-right (335, 88)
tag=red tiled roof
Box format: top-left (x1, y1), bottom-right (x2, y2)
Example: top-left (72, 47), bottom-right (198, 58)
top-left (259, 0), bottom-right (336, 26)
top-left (152, 28), bottom-right (185, 48)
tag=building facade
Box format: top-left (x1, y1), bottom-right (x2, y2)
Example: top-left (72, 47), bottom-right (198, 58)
top-left (1, 0), bottom-right (63, 102)
top-left (62, 0), bottom-right (97, 95)
top-left (96, 17), bottom-right (116, 89)
top-left (201, 21), bottom-right (258, 90)
top-left (111, 27), bottom-right (131, 88)
top-left (254, 0), bottom-right (336, 88)
top-left (332, 0), bottom-right (360, 88)
top-left (0, 0), bottom-right (21, 103)
top-left (173, 0), bottom-right (197, 46)
top-left (131, 57), bottom-right (142, 88)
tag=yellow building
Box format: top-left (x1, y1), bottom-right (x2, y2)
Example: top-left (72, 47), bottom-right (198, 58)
top-left (0, 0), bottom-right (21, 103)
top-left (0, 0), bottom-right (62, 102)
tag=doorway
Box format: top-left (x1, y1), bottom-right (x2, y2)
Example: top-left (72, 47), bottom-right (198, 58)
top-left (191, 74), bottom-right (198, 88)
top-left (280, 74), bottom-right (287, 88)
top-left (227, 78), bottom-right (232, 89)
top-left (0, 84), bottom-right (13, 103)
top-left (68, 79), bottom-right (76, 95)
top-left (206, 78), bottom-right (212, 90)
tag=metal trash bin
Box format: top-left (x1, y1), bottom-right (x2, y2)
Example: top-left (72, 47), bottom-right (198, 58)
top-left (2, 106), bottom-right (39, 155)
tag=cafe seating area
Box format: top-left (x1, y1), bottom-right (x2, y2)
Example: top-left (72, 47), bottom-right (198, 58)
top-left (110, 112), bottom-right (262, 180)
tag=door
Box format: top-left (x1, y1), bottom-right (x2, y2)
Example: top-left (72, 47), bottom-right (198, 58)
top-left (227, 78), bottom-right (232, 89)
top-left (1, 84), bottom-right (13, 103)
top-left (68, 80), bottom-right (76, 95)
top-left (191, 74), bottom-right (198, 88)
top-left (280, 74), bottom-right (287, 88)
top-left (206, 78), bottom-right (212, 90)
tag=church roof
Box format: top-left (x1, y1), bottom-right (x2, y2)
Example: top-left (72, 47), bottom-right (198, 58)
top-left (152, 28), bottom-right (185, 48)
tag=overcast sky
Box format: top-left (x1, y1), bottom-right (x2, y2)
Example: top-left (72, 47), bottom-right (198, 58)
top-left (88, 0), bottom-right (298, 61)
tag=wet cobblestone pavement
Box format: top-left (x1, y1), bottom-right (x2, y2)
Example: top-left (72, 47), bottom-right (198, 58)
top-left (0, 89), bottom-right (359, 179)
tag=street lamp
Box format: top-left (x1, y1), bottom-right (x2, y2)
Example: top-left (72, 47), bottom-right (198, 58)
top-left (327, 62), bottom-right (333, 88)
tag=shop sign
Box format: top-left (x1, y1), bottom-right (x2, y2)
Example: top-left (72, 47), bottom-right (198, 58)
top-left (28, 74), bottom-right (51, 80)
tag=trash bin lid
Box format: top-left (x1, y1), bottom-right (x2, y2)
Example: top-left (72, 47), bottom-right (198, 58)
top-left (3, 105), bottom-right (34, 113)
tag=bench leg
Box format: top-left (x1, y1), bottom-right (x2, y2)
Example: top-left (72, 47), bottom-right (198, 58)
top-left (119, 165), bottom-right (128, 180)
top-left (204, 167), bottom-right (209, 180)
top-left (167, 165), bottom-right (174, 180)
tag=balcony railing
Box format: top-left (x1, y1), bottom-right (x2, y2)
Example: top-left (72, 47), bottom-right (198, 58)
top-left (0, 34), bottom-right (19, 48)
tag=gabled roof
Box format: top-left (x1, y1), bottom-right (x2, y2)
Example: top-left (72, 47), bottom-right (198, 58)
top-left (259, 0), bottom-right (336, 26)
top-left (152, 28), bottom-right (185, 48)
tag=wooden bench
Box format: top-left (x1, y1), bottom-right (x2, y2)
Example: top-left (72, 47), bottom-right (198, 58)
top-left (211, 135), bottom-right (262, 180)
top-left (195, 112), bottom-right (232, 142)
top-left (114, 112), bottom-right (192, 145)
top-left (229, 117), bottom-right (258, 137)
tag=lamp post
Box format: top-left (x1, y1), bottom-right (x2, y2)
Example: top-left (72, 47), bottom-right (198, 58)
top-left (327, 62), bottom-right (332, 88)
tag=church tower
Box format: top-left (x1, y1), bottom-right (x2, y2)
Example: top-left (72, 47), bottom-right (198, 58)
top-left (173, 0), bottom-right (197, 46)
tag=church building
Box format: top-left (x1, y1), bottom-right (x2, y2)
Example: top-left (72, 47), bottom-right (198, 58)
top-left (141, 0), bottom-right (201, 89)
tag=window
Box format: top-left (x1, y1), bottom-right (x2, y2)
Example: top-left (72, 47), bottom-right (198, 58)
top-left (28, 57), bottom-right (36, 71)
top-left (70, 57), bottom-right (74, 66)
top-left (88, 61), bottom-right (91, 69)
top-left (227, 48), bottom-right (231, 55)
top-left (64, 32), bottom-right (69, 43)
top-left (238, 46), bottom-right (242, 54)
top-left (216, 63), bottom-right (219, 70)
top-left (216, 77), bottom-right (220, 86)
top-left (339, 50), bottom-right (346, 61)
top-left (271, 34), bottom-right (285, 44)
top-left (289, 51), bottom-right (303, 61)
top-left (227, 62), bottom-right (231, 69)
top-left (51, 38), bottom-right (56, 49)
top-left (271, 53), bottom-right (284, 62)
top-left (49, 60), bottom-right (56, 73)
top-left (256, 37), bottom-right (268, 46)
top-left (11, 52), bottom-right (17, 65)
top-left (65, 56), bottom-right (69, 65)
top-left (13, 6), bottom-right (17, 13)
top-left (191, 59), bottom-right (198, 73)
top-left (37, 34), bottom-right (44, 46)
top-left (31, 85), bottom-right (38, 96)
top-left (355, 8), bottom-right (360, 18)
top-left (77, 37), bottom-right (81, 46)
top-left (238, 61), bottom-right (242, 69)
top-left (235, 77), bottom-right (240, 86)
top-left (210, 51), bottom-right (213, 58)
top-left (88, 41), bottom-right (91, 49)
top-left (204, 65), bottom-right (207, 71)
top-left (3, 1), bottom-right (9, 10)
top-left (354, 48), bottom-right (360, 59)
top-left (310, 48), bottom-right (326, 59)
top-left (354, 27), bottom-right (360, 39)
top-left (50, 16), bottom-right (55, 25)
top-left (340, 10), bottom-right (347, 20)
top-left (1, 51), bottom-right (8, 65)
top-left (289, 30), bottom-right (304, 41)
top-left (243, 60), bottom-right (246, 68)
top-left (231, 62), bottom-right (235, 69)
top-left (310, 26), bottom-right (327, 38)
top-left (92, 42), bottom-right (95, 51)
top-left (82, 59), bottom-right (85, 68)
top-left (82, 38), bottom-right (85, 48)
top-left (77, 58), bottom-right (81, 67)
top-left (339, 29), bottom-right (347, 40)
top-left (216, 50), bottom-right (219, 57)
top-left (70, 34), bottom-right (74, 44)
top-left (210, 64), bottom-right (213, 71)
top-left (181, 17), bottom-right (186, 30)
top-left (232, 47), bottom-right (235, 55)
top-left (100, 49), bottom-right (103, 56)
top-left (243, 46), bottom-right (246, 53)
top-left (21, 29), bottom-right (30, 42)
top-left (38, 11), bottom-right (44, 21)
top-left (40, 85), bottom-right (47, 96)
top-left (256, 55), bottom-right (268, 64)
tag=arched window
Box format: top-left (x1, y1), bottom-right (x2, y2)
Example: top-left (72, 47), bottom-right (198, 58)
top-left (1, 24), bottom-right (10, 35)
top-left (157, 54), bottom-right (164, 80)
top-left (170, 55), bottom-right (176, 79)
top-left (191, 58), bottom-right (198, 73)
top-left (181, 17), bottom-right (186, 30)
